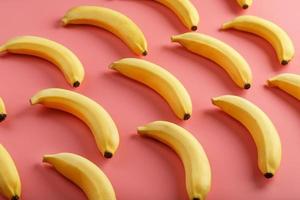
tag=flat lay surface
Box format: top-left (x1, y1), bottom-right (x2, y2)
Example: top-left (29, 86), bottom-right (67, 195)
top-left (0, 0), bottom-right (299, 199)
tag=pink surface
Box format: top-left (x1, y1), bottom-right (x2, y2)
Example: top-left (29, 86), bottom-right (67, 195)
top-left (0, 0), bottom-right (299, 199)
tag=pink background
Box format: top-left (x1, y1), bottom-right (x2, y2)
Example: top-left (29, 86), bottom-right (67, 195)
top-left (0, 0), bottom-right (299, 199)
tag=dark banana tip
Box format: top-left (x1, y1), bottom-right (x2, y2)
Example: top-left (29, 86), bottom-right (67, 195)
top-left (11, 195), bottom-right (19, 200)
top-left (73, 81), bottom-right (80, 88)
top-left (183, 114), bottom-right (191, 120)
top-left (193, 198), bottom-right (200, 200)
top-left (142, 51), bottom-right (148, 56)
top-left (281, 60), bottom-right (289, 65)
top-left (191, 26), bottom-right (198, 31)
top-left (0, 114), bottom-right (7, 122)
top-left (104, 151), bottom-right (113, 159)
top-left (242, 4), bottom-right (249, 9)
top-left (244, 83), bottom-right (251, 90)
top-left (264, 173), bottom-right (274, 179)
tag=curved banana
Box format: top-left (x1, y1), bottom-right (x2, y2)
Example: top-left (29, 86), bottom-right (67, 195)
top-left (0, 144), bottom-right (21, 200)
top-left (109, 58), bottom-right (192, 120)
top-left (138, 121), bottom-right (211, 200)
top-left (268, 73), bottom-right (300, 100)
top-left (62, 6), bottom-right (148, 56)
top-left (0, 36), bottom-right (84, 87)
top-left (153, 0), bottom-right (199, 31)
top-left (236, 0), bottom-right (253, 9)
top-left (171, 32), bottom-right (252, 89)
top-left (222, 15), bottom-right (295, 65)
top-left (212, 95), bottom-right (281, 178)
top-left (43, 153), bottom-right (116, 200)
top-left (0, 98), bottom-right (7, 122)
top-left (30, 88), bottom-right (119, 158)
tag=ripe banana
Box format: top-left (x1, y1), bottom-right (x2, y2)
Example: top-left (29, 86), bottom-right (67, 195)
top-left (138, 121), bottom-right (211, 200)
top-left (0, 144), bottom-right (21, 200)
top-left (222, 15), bottom-right (295, 65)
top-left (212, 95), bottom-right (281, 178)
top-left (30, 88), bottom-right (119, 158)
top-left (0, 98), bottom-right (7, 122)
top-left (236, 0), bottom-right (253, 9)
top-left (171, 32), bottom-right (252, 89)
top-left (153, 0), bottom-right (199, 31)
top-left (268, 73), bottom-right (300, 100)
top-left (62, 6), bottom-right (148, 56)
top-left (43, 153), bottom-right (116, 200)
top-left (0, 36), bottom-right (84, 87)
top-left (109, 58), bottom-right (192, 120)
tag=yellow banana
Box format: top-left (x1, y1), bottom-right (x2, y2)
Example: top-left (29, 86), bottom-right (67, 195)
top-left (171, 32), bottom-right (252, 89)
top-left (0, 144), bottom-right (21, 200)
top-left (236, 0), bottom-right (253, 9)
top-left (222, 15), bottom-right (295, 65)
top-left (153, 0), bottom-right (199, 31)
top-left (0, 98), bottom-right (6, 122)
top-left (30, 88), bottom-right (119, 158)
top-left (43, 153), bottom-right (116, 200)
top-left (62, 6), bottom-right (148, 56)
top-left (268, 73), bottom-right (300, 100)
top-left (0, 36), bottom-right (84, 87)
top-left (109, 58), bottom-right (192, 120)
top-left (138, 121), bottom-right (211, 200)
top-left (212, 95), bottom-right (281, 178)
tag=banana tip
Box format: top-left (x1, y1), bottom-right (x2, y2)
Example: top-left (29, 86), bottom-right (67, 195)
top-left (73, 81), bottom-right (80, 88)
top-left (142, 51), bottom-right (148, 56)
top-left (191, 26), bottom-right (198, 31)
top-left (42, 155), bottom-right (50, 163)
top-left (0, 114), bottom-right (7, 122)
top-left (193, 198), bottom-right (200, 200)
top-left (244, 83), bottom-right (251, 90)
top-left (61, 18), bottom-right (68, 26)
top-left (281, 60), bottom-right (289, 65)
top-left (221, 22), bottom-right (231, 30)
top-left (170, 36), bottom-right (177, 42)
top-left (183, 113), bottom-right (191, 120)
top-left (104, 151), bottom-right (113, 159)
top-left (267, 79), bottom-right (274, 87)
top-left (264, 173), bottom-right (274, 179)
top-left (242, 4), bottom-right (249, 9)
top-left (137, 126), bottom-right (147, 134)
top-left (11, 195), bottom-right (19, 200)
top-left (211, 98), bottom-right (217, 105)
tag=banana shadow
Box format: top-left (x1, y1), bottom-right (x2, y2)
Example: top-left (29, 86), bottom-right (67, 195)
top-left (102, 71), bottom-right (183, 124)
top-left (115, 0), bottom-right (189, 33)
top-left (0, 53), bottom-right (70, 88)
top-left (29, 107), bottom-right (110, 164)
top-left (129, 134), bottom-right (188, 199)
top-left (162, 45), bottom-right (247, 95)
top-left (60, 24), bottom-right (136, 58)
top-left (35, 163), bottom-right (86, 199)
top-left (204, 109), bottom-right (275, 188)
top-left (222, 0), bottom-right (248, 14)
top-left (219, 29), bottom-right (284, 71)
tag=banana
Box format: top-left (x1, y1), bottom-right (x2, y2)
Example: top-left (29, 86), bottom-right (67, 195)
top-left (43, 153), bottom-right (116, 200)
top-left (109, 58), bottom-right (192, 120)
top-left (138, 121), bottom-right (211, 200)
top-left (212, 95), bottom-right (281, 178)
top-left (0, 98), bottom-right (7, 122)
top-left (62, 6), bottom-right (148, 56)
top-left (268, 73), bottom-right (300, 100)
top-left (153, 0), bottom-right (199, 31)
top-left (171, 32), bottom-right (252, 89)
top-left (0, 144), bottom-right (21, 200)
top-left (30, 88), bottom-right (119, 158)
top-left (222, 15), bottom-right (295, 65)
top-left (236, 0), bottom-right (253, 9)
top-left (0, 36), bottom-right (84, 87)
